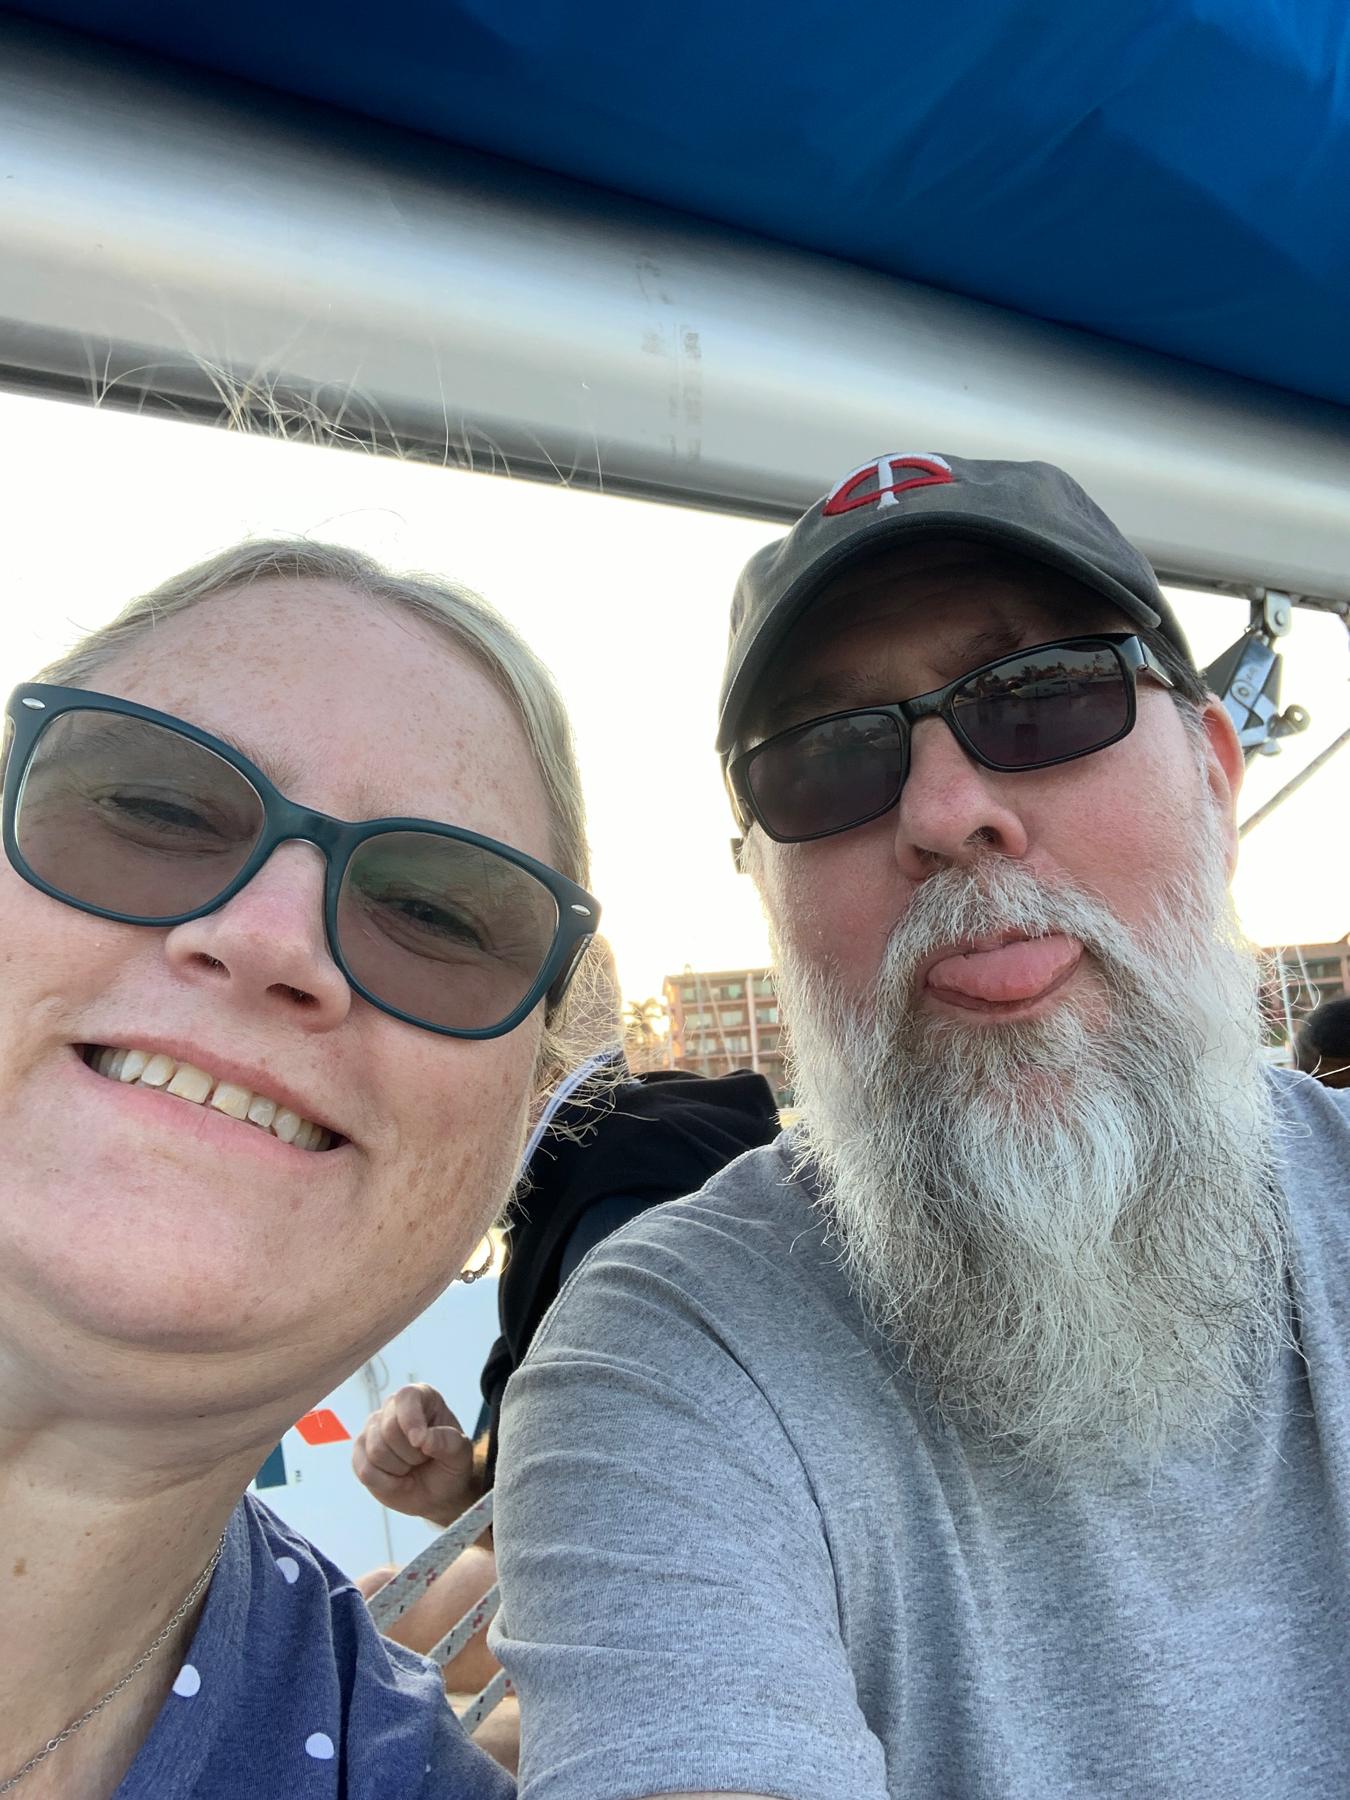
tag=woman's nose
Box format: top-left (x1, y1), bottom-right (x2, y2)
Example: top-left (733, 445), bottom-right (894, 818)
top-left (163, 842), bottom-right (352, 1030)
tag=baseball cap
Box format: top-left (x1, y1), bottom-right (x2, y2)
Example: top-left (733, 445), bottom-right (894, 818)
top-left (716, 452), bottom-right (1195, 755)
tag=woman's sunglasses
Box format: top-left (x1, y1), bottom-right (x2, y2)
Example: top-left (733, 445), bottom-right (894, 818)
top-left (729, 633), bottom-right (1175, 843)
top-left (2, 684), bottom-right (600, 1039)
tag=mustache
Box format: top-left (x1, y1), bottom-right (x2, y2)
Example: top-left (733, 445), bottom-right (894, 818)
top-left (870, 858), bottom-right (1147, 1011)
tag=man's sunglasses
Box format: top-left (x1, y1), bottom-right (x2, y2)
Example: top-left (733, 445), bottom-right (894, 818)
top-left (728, 633), bottom-right (1175, 844)
top-left (2, 684), bottom-right (600, 1039)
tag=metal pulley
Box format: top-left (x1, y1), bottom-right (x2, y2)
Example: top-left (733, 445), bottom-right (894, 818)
top-left (1204, 590), bottom-right (1313, 761)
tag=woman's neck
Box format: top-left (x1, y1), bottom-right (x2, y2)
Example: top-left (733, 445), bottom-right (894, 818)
top-left (0, 1403), bottom-right (266, 1800)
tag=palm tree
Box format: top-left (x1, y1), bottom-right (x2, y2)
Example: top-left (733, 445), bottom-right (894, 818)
top-left (622, 996), bottom-right (670, 1071)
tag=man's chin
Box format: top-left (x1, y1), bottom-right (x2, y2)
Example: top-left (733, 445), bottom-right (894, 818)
top-left (898, 989), bottom-right (1104, 1102)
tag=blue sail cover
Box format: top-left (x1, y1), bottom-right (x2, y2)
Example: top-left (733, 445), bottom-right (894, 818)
top-left (14, 1), bottom-right (1350, 408)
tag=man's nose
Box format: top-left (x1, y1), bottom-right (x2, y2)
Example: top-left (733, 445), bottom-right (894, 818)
top-left (890, 716), bottom-right (1029, 879)
top-left (162, 842), bottom-right (352, 1030)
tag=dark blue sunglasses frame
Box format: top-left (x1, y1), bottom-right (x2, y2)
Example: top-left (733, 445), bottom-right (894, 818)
top-left (727, 632), bottom-right (1175, 843)
top-left (2, 683), bottom-right (600, 1039)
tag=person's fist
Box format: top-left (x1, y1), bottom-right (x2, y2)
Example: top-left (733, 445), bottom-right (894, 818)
top-left (352, 1383), bottom-right (477, 1527)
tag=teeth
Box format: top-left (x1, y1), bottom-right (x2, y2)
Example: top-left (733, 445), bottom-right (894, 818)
top-left (272, 1108), bottom-right (302, 1145)
top-left (86, 1046), bottom-right (331, 1151)
top-left (140, 1054), bottom-right (176, 1089)
top-left (166, 1064), bottom-right (213, 1104)
top-left (210, 1082), bottom-right (252, 1121)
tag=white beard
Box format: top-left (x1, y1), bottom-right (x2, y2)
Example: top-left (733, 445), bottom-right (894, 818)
top-left (773, 835), bottom-right (1289, 1473)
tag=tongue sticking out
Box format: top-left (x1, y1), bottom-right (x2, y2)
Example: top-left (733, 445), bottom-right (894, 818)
top-left (926, 933), bottom-right (1082, 1006)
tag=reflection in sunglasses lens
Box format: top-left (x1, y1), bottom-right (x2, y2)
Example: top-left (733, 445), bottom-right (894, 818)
top-left (953, 643), bottom-right (1129, 767)
top-left (749, 711), bottom-right (905, 840)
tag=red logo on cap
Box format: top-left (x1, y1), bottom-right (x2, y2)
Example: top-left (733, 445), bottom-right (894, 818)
top-left (821, 453), bottom-right (954, 516)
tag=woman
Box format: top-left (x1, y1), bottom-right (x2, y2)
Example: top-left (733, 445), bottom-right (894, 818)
top-left (0, 540), bottom-right (601, 1799)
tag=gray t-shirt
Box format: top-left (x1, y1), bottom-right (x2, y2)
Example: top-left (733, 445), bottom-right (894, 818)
top-left (493, 1070), bottom-right (1350, 1800)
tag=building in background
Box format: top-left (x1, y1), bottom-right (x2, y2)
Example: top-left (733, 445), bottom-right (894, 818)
top-left (1261, 934), bottom-right (1350, 1047)
top-left (663, 966), bottom-right (788, 1103)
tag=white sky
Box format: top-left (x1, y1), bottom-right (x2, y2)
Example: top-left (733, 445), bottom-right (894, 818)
top-left (0, 391), bottom-right (1345, 999)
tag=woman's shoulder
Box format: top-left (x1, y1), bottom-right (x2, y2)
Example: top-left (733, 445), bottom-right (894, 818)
top-left (116, 1494), bottom-right (513, 1799)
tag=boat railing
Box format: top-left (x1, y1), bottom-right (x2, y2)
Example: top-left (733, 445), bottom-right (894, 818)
top-left (364, 1490), bottom-right (511, 1733)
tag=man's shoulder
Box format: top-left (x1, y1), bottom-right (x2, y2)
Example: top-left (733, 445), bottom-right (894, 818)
top-left (586, 1135), bottom-right (821, 1264)
top-left (1269, 1062), bottom-right (1350, 1107)
top-left (1269, 1066), bottom-right (1350, 1159)
top-left (1268, 1069), bottom-right (1350, 1251)
top-left (529, 1135), bottom-right (847, 1355)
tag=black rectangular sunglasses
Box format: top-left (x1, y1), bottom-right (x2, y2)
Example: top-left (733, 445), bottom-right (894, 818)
top-left (2, 684), bottom-right (600, 1038)
top-left (728, 633), bottom-right (1175, 843)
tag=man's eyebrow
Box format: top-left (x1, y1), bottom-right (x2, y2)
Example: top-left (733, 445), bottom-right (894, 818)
top-left (755, 671), bottom-right (889, 738)
top-left (756, 628), bottom-right (1022, 734)
top-left (753, 618), bottom-right (1074, 741)
top-left (945, 621), bottom-right (1037, 667)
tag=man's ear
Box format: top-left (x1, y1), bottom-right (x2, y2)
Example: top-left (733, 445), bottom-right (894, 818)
top-left (1197, 696), bottom-right (1246, 875)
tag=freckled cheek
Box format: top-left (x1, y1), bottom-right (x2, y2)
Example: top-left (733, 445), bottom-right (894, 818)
top-left (0, 879), bottom-right (64, 1005)
top-left (0, 882), bottom-right (142, 1079)
top-left (370, 1051), bottom-right (534, 1256)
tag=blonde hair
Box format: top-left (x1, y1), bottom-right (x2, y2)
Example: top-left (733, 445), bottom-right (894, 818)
top-left (37, 537), bottom-right (601, 1086)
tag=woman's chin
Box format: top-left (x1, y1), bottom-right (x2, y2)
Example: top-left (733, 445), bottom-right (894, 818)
top-left (0, 1099), bottom-right (480, 1388)
top-left (2, 1189), bottom-right (328, 1372)
top-left (0, 1182), bottom-right (462, 1417)
top-left (7, 1233), bottom-right (280, 1357)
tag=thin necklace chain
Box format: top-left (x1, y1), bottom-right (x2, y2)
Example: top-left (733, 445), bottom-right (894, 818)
top-left (0, 1530), bottom-right (228, 1794)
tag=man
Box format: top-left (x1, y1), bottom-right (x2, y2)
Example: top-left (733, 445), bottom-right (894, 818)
top-left (491, 453), bottom-right (1350, 1799)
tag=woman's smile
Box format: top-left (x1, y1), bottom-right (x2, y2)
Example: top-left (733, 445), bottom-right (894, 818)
top-left (77, 1041), bottom-right (343, 1151)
